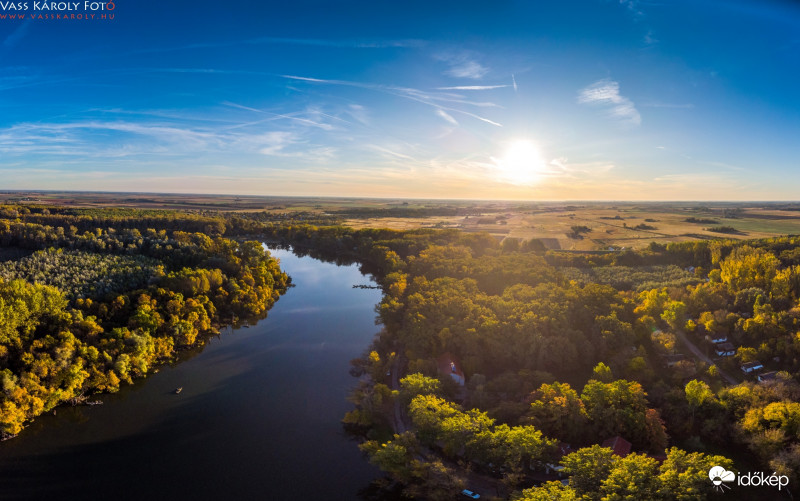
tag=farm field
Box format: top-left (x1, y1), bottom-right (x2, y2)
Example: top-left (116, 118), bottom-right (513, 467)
top-left (341, 204), bottom-right (800, 250)
top-left (343, 204), bottom-right (800, 250)
top-left (4, 192), bottom-right (800, 250)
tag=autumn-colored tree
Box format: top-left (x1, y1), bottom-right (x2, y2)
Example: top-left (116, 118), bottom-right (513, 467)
top-left (527, 382), bottom-right (589, 443)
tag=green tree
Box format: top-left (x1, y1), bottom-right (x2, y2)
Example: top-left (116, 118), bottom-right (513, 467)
top-left (657, 447), bottom-right (734, 500)
top-left (561, 445), bottom-right (617, 499)
top-left (592, 362), bottom-right (613, 383)
top-left (719, 245), bottom-right (779, 292)
top-left (599, 453), bottom-right (660, 501)
top-left (527, 382), bottom-right (589, 443)
top-left (517, 481), bottom-right (580, 500)
top-left (742, 401), bottom-right (800, 438)
top-left (360, 432), bottom-right (418, 483)
top-left (399, 373), bottom-right (441, 405)
top-left (581, 379), bottom-right (650, 447)
top-left (660, 301), bottom-right (687, 330)
top-left (684, 379), bottom-right (714, 422)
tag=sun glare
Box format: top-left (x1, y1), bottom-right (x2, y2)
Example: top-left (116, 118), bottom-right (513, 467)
top-left (496, 140), bottom-right (546, 185)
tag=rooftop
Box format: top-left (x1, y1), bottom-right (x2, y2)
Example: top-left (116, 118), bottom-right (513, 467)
top-left (601, 436), bottom-right (632, 457)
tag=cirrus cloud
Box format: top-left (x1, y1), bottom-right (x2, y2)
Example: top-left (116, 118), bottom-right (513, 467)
top-left (578, 79), bottom-right (641, 126)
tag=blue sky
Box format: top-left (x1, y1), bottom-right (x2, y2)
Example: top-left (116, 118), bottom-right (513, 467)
top-left (0, 0), bottom-right (798, 200)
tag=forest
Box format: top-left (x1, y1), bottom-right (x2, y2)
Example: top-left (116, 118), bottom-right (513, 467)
top-left (2, 204), bottom-right (800, 499)
top-left (0, 205), bottom-right (288, 436)
top-left (250, 220), bottom-right (800, 499)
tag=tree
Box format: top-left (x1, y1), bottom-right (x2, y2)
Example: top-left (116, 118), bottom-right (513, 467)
top-left (657, 447), bottom-right (734, 500)
top-left (684, 380), bottom-right (714, 422)
top-left (599, 453), bottom-right (660, 500)
top-left (581, 379), bottom-right (650, 447)
top-left (476, 423), bottom-right (554, 470)
top-left (769, 444), bottom-right (800, 487)
top-left (0, 278), bottom-right (66, 346)
top-left (405, 458), bottom-right (466, 501)
top-left (592, 362), bottom-right (613, 383)
top-left (651, 331), bottom-right (676, 355)
top-left (501, 237), bottom-right (521, 253)
top-left (527, 382), bottom-right (589, 443)
top-left (595, 312), bottom-right (635, 355)
top-left (645, 408), bottom-right (669, 453)
top-left (634, 288), bottom-right (670, 318)
top-left (360, 432), bottom-right (418, 483)
top-left (742, 401), bottom-right (800, 438)
top-left (517, 481), bottom-right (580, 500)
top-left (561, 445), bottom-right (617, 498)
top-left (735, 346), bottom-right (758, 364)
top-left (661, 301), bottom-right (687, 330)
top-left (399, 373), bottom-right (442, 404)
top-left (719, 246), bottom-right (779, 292)
top-left (438, 407), bottom-right (494, 457)
top-left (408, 394), bottom-right (475, 446)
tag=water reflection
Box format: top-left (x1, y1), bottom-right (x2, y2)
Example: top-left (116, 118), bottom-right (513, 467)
top-left (0, 246), bottom-right (395, 500)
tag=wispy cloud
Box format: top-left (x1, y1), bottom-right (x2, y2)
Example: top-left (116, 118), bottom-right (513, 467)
top-left (549, 157), bottom-right (616, 178)
top-left (129, 37), bottom-right (425, 57)
top-left (280, 74), bottom-right (502, 126)
top-left (346, 104), bottom-right (370, 125)
top-left (619, 0), bottom-right (645, 19)
top-left (435, 52), bottom-right (489, 80)
top-left (650, 172), bottom-right (756, 197)
top-left (577, 79), bottom-right (641, 126)
top-left (0, 116), bottom-right (337, 164)
top-left (640, 101), bottom-right (694, 109)
top-left (615, 0), bottom-right (659, 45)
top-left (435, 109), bottom-right (459, 126)
top-left (366, 144), bottom-right (416, 161)
top-left (221, 101), bottom-right (336, 130)
top-left (257, 131), bottom-right (298, 155)
top-left (0, 121), bottom-right (223, 157)
top-left (512, 74), bottom-right (518, 93)
top-left (399, 87), bottom-right (499, 107)
top-left (251, 37), bottom-right (424, 49)
top-left (92, 107), bottom-right (241, 124)
top-left (2, 19), bottom-right (33, 49)
top-left (437, 85), bottom-right (508, 91)
top-left (700, 160), bottom-right (745, 172)
top-left (280, 75), bottom-right (498, 110)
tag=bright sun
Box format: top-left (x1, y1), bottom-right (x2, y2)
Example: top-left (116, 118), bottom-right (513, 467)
top-left (496, 140), bottom-right (546, 185)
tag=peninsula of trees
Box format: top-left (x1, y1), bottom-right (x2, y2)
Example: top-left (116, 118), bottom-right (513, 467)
top-left (0, 205), bottom-right (288, 436)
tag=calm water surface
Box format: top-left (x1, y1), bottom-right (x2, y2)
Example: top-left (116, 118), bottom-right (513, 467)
top-left (0, 248), bottom-right (384, 500)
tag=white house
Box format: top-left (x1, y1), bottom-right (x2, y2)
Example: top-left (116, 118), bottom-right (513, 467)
top-left (741, 361), bottom-right (764, 374)
top-left (715, 342), bottom-right (736, 357)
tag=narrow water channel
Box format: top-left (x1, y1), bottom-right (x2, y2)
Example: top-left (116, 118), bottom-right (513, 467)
top-left (0, 247), bottom-right (384, 500)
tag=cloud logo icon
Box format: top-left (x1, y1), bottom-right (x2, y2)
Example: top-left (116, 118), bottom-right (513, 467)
top-left (709, 466), bottom-right (736, 488)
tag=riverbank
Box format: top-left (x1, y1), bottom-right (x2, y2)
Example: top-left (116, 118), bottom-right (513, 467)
top-left (0, 247), bottom-right (384, 500)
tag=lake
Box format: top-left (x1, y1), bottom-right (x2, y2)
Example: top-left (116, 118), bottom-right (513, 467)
top-left (0, 247), bottom-right (385, 500)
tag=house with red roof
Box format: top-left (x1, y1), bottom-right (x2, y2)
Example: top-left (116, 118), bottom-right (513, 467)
top-left (601, 436), bottom-right (632, 457)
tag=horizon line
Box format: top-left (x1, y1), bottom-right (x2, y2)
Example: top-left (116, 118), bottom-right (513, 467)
top-left (2, 189), bottom-right (800, 204)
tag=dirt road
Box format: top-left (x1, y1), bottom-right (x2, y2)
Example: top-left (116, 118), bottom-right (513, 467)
top-left (675, 330), bottom-right (739, 385)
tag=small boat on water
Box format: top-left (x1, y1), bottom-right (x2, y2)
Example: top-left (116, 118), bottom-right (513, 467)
top-left (174, 387), bottom-right (183, 394)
